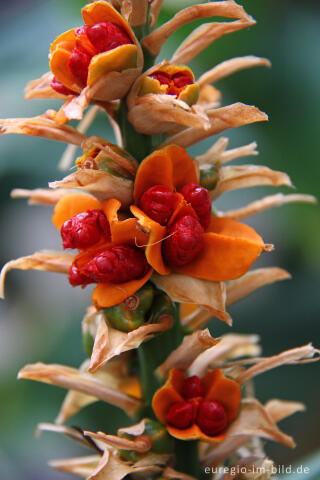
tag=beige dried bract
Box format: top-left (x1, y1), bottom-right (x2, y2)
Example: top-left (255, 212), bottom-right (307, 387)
top-left (196, 138), bottom-right (258, 166)
top-left (156, 329), bottom-right (219, 378)
top-left (0, 112), bottom-right (88, 145)
top-left (264, 399), bottom-right (305, 423)
top-left (85, 429), bottom-right (152, 453)
top-left (49, 455), bottom-right (101, 478)
top-left (220, 193), bottom-right (317, 220)
top-left (189, 334), bottom-right (261, 378)
top-left (143, 2), bottom-right (252, 57)
top-left (11, 188), bottom-right (75, 206)
top-left (0, 250), bottom-right (74, 299)
top-left (152, 272), bottom-right (231, 325)
top-left (25, 72), bottom-right (66, 100)
top-left (226, 267), bottom-right (291, 306)
top-left (160, 103), bottom-right (268, 149)
top-left (84, 311), bottom-right (172, 373)
top-left (18, 362), bottom-right (141, 416)
top-left (211, 164), bottom-right (292, 200)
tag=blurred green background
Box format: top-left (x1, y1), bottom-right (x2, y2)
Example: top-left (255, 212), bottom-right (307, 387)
top-left (0, 1), bottom-right (319, 478)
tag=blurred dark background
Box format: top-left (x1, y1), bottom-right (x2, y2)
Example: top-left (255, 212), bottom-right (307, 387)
top-left (0, 1), bottom-right (319, 478)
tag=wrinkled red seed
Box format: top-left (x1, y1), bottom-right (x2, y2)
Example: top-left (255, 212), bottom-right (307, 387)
top-left (61, 209), bottom-right (110, 250)
top-left (182, 376), bottom-right (204, 399)
top-left (139, 185), bottom-right (177, 225)
top-left (180, 183), bottom-right (212, 230)
top-left (86, 22), bottom-right (132, 53)
top-left (69, 265), bottom-right (93, 288)
top-left (163, 215), bottom-right (204, 267)
top-left (166, 401), bottom-right (193, 429)
top-left (172, 71), bottom-right (193, 89)
top-left (51, 77), bottom-right (75, 95)
top-left (196, 400), bottom-right (228, 436)
top-left (150, 71), bottom-right (171, 86)
top-left (68, 47), bottom-right (91, 87)
top-left (82, 245), bottom-right (148, 284)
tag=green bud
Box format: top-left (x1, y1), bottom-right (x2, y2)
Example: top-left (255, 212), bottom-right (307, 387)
top-left (144, 420), bottom-right (174, 454)
top-left (103, 284), bottom-right (155, 332)
top-left (200, 166), bottom-right (219, 190)
top-left (151, 291), bottom-right (174, 324)
top-left (119, 449), bottom-right (142, 463)
top-left (82, 329), bottom-right (94, 357)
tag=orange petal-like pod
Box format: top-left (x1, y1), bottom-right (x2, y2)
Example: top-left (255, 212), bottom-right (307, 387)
top-left (167, 423), bottom-right (226, 444)
top-left (175, 217), bottom-right (265, 281)
top-left (202, 369), bottom-right (241, 423)
top-left (92, 268), bottom-right (153, 309)
top-left (52, 193), bottom-right (101, 230)
top-left (82, 1), bottom-right (135, 41)
top-left (152, 369), bottom-right (186, 423)
top-left (134, 145), bottom-right (198, 203)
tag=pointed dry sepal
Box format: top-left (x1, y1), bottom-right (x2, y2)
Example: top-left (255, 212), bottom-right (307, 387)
top-left (11, 188), bottom-right (73, 206)
top-left (149, 0), bottom-right (164, 29)
top-left (152, 273), bottom-right (231, 325)
top-left (49, 455), bottom-right (101, 478)
top-left (0, 112), bottom-right (88, 145)
top-left (85, 429), bottom-right (152, 453)
top-left (156, 329), bottom-right (219, 379)
top-left (198, 56), bottom-right (271, 88)
top-left (18, 362), bottom-right (142, 416)
top-left (0, 251), bottom-right (74, 299)
top-left (196, 137), bottom-right (259, 166)
top-left (211, 164), bottom-right (292, 200)
top-left (220, 193), bottom-right (317, 220)
top-left (189, 334), bottom-right (261, 378)
top-left (236, 344), bottom-right (320, 385)
top-left (83, 310), bottom-right (172, 373)
top-left (226, 267), bottom-right (291, 306)
top-left (36, 422), bottom-right (103, 451)
top-left (143, 2), bottom-right (253, 58)
top-left (124, 0), bottom-right (148, 28)
top-left (160, 103), bottom-right (268, 149)
top-left (25, 72), bottom-right (68, 100)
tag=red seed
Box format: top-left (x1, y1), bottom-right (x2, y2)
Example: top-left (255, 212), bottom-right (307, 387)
top-left (68, 47), bottom-right (91, 87)
top-left (172, 71), bottom-right (193, 89)
top-left (82, 245), bottom-right (148, 284)
top-left (61, 209), bottom-right (110, 250)
top-left (86, 21), bottom-right (132, 53)
top-left (69, 265), bottom-right (93, 288)
top-left (139, 185), bottom-right (178, 225)
top-left (166, 401), bottom-right (193, 429)
top-left (182, 376), bottom-right (204, 399)
top-left (180, 183), bottom-right (212, 230)
top-left (51, 77), bottom-right (75, 96)
top-left (163, 215), bottom-right (204, 267)
top-left (196, 400), bottom-right (228, 436)
top-left (150, 71), bottom-right (171, 86)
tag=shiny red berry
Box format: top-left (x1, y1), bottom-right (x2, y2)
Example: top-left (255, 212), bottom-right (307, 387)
top-left (166, 401), bottom-right (193, 429)
top-left (87, 21), bottom-right (132, 53)
top-left (150, 71), bottom-right (171, 86)
top-left (172, 71), bottom-right (193, 89)
top-left (51, 77), bottom-right (75, 96)
top-left (196, 400), bottom-right (228, 436)
top-left (82, 245), bottom-right (148, 284)
top-left (182, 376), bottom-right (204, 399)
top-left (69, 265), bottom-right (93, 288)
top-left (139, 185), bottom-right (178, 225)
top-left (162, 215), bottom-right (204, 267)
top-left (68, 47), bottom-right (91, 87)
top-left (179, 183), bottom-right (212, 230)
top-left (61, 209), bottom-right (110, 250)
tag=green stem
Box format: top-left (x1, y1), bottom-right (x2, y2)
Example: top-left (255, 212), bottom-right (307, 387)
top-left (174, 439), bottom-right (202, 478)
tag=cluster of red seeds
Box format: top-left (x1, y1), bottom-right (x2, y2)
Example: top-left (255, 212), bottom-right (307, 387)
top-left (51, 21), bottom-right (133, 95)
top-left (61, 209), bottom-right (148, 287)
top-left (139, 182), bottom-right (211, 268)
top-left (150, 70), bottom-right (194, 97)
top-left (166, 376), bottom-right (228, 436)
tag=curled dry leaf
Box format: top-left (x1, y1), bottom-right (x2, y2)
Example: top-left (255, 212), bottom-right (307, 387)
top-left (11, 188), bottom-right (75, 206)
top-left (49, 170), bottom-right (133, 207)
top-left (226, 267), bottom-right (291, 306)
top-left (0, 112), bottom-right (87, 145)
top-left (152, 272), bottom-right (231, 325)
top-left (85, 429), bottom-right (152, 453)
top-left (85, 311), bottom-right (173, 373)
top-left (220, 193), bottom-right (317, 220)
top-left (156, 329), bottom-right (219, 378)
top-left (49, 455), bottom-right (101, 478)
top-left (198, 56), bottom-right (271, 88)
top-left (236, 344), bottom-right (320, 385)
top-left (143, 1), bottom-right (252, 57)
top-left (18, 362), bottom-right (141, 416)
top-left (264, 399), bottom-right (305, 423)
top-left (36, 422), bottom-right (102, 451)
top-left (118, 418), bottom-right (147, 437)
top-left (0, 251), bottom-right (74, 299)
top-left (25, 71), bottom-right (66, 100)
top-left (211, 165), bottom-right (292, 200)
top-left (196, 138), bottom-right (258, 166)
top-left (189, 334), bottom-right (261, 378)
top-left (160, 103), bottom-right (268, 149)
